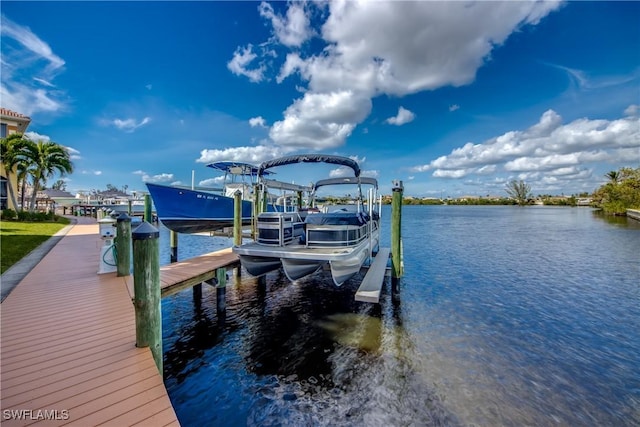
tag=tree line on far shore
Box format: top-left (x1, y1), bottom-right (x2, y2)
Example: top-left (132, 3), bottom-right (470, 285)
top-left (384, 166), bottom-right (640, 215)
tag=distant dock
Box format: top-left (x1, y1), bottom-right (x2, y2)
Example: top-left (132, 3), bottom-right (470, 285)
top-left (627, 209), bottom-right (640, 221)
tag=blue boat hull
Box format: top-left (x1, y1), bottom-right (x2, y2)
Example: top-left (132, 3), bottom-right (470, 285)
top-left (146, 183), bottom-right (255, 233)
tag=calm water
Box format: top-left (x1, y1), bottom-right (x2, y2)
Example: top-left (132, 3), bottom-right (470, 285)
top-left (158, 206), bottom-right (640, 426)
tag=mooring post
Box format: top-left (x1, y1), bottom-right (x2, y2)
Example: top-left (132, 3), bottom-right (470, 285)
top-left (391, 180), bottom-right (404, 282)
top-left (216, 267), bottom-right (227, 318)
top-left (144, 194), bottom-right (152, 223)
top-left (128, 199), bottom-right (132, 215)
top-left (116, 213), bottom-right (132, 277)
top-left (234, 190), bottom-right (242, 247)
top-left (132, 221), bottom-right (162, 374)
top-left (170, 230), bottom-right (178, 263)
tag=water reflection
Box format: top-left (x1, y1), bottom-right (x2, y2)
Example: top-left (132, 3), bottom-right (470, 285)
top-left (160, 207), bottom-right (640, 426)
top-left (163, 265), bottom-right (456, 426)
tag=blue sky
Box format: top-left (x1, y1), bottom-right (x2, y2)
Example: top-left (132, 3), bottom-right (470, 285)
top-left (1, 1), bottom-right (638, 197)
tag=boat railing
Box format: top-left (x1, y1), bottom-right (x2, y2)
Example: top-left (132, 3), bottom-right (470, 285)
top-left (256, 212), bottom-right (305, 246)
top-left (305, 222), bottom-right (371, 248)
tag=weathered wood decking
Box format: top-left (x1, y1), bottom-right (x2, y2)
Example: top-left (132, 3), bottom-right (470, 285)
top-left (0, 218), bottom-right (180, 426)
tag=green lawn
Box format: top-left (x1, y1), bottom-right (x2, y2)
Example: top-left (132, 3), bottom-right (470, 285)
top-left (0, 218), bottom-right (70, 274)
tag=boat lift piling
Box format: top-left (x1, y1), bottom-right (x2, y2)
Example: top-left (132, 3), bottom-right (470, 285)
top-left (391, 180), bottom-right (404, 285)
top-left (116, 213), bottom-right (132, 277)
top-left (144, 194), bottom-right (153, 223)
top-left (132, 221), bottom-right (163, 374)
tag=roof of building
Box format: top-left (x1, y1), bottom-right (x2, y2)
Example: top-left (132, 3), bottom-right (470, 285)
top-left (0, 107), bottom-right (31, 121)
top-left (41, 189), bottom-right (76, 198)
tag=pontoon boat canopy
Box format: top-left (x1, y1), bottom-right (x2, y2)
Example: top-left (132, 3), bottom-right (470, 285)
top-left (313, 177), bottom-right (378, 190)
top-left (258, 154), bottom-right (360, 177)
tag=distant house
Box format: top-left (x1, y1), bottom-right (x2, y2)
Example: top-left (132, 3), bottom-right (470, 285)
top-left (40, 189), bottom-right (79, 211)
top-left (1, 108), bottom-right (32, 210)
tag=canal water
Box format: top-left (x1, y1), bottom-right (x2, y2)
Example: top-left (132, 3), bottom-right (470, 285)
top-left (158, 206), bottom-right (640, 426)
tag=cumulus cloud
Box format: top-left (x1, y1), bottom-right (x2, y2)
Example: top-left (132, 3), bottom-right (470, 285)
top-left (133, 170), bottom-right (174, 183)
top-left (270, 90), bottom-right (371, 149)
top-left (449, 104), bottom-right (460, 112)
top-left (227, 45), bottom-right (266, 83)
top-left (196, 145), bottom-right (287, 164)
top-left (411, 107), bottom-right (640, 189)
top-left (249, 116), bottom-right (267, 128)
top-left (230, 1), bottom-right (561, 151)
top-left (259, 1), bottom-right (312, 47)
top-left (385, 106), bottom-right (415, 126)
top-left (0, 15), bottom-right (66, 115)
top-left (199, 176), bottom-right (227, 187)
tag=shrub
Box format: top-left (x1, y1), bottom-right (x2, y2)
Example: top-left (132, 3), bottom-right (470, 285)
top-left (1, 209), bottom-right (17, 220)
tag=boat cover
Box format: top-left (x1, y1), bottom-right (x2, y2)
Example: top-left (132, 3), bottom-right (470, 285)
top-left (258, 154), bottom-right (360, 177)
top-left (305, 211), bottom-right (370, 226)
top-left (314, 177), bottom-right (378, 190)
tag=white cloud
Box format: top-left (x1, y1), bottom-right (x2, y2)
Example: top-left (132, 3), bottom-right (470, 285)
top-left (249, 116), bottom-right (267, 128)
top-left (270, 91), bottom-right (371, 149)
top-left (227, 45), bottom-right (266, 83)
top-left (385, 106), bottom-right (415, 126)
top-left (24, 131), bottom-right (50, 142)
top-left (0, 15), bottom-right (66, 115)
top-left (110, 117), bottom-right (151, 133)
top-left (624, 104), bottom-right (638, 117)
top-left (411, 107), bottom-right (640, 189)
top-left (231, 1), bottom-right (561, 151)
top-left (196, 145), bottom-right (287, 164)
top-left (449, 104), bottom-right (460, 112)
top-left (199, 176), bottom-right (227, 187)
top-left (134, 170), bottom-right (174, 183)
top-left (258, 1), bottom-right (312, 47)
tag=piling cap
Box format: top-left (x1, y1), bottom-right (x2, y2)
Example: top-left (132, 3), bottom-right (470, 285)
top-left (116, 212), bottom-right (131, 223)
top-left (392, 180), bottom-right (404, 191)
top-left (132, 221), bottom-right (159, 240)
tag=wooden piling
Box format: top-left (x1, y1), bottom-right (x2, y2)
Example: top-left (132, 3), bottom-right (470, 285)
top-left (116, 213), bottom-right (132, 277)
top-left (216, 267), bottom-right (227, 318)
top-left (132, 221), bottom-right (162, 374)
top-left (391, 180), bottom-right (403, 280)
top-left (144, 194), bottom-right (152, 223)
top-left (234, 190), bottom-right (242, 247)
top-left (170, 230), bottom-right (178, 263)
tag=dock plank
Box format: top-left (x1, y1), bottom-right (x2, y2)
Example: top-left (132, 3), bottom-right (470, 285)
top-left (0, 220), bottom-right (180, 427)
top-left (124, 247), bottom-right (240, 300)
top-left (355, 247), bottom-right (390, 303)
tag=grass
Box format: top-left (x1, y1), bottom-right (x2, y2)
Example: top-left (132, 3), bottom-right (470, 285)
top-left (0, 218), bottom-right (70, 274)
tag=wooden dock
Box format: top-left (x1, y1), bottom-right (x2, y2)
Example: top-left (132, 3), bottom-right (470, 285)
top-left (0, 218), bottom-right (180, 426)
top-left (123, 248), bottom-right (240, 300)
top-left (355, 247), bottom-right (391, 303)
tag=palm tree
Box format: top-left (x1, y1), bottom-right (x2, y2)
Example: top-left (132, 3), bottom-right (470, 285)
top-left (605, 170), bottom-right (620, 184)
top-left (0, 133), bottom-right (29, 210)
top-left (22, 139), bottom-right (74, 211)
